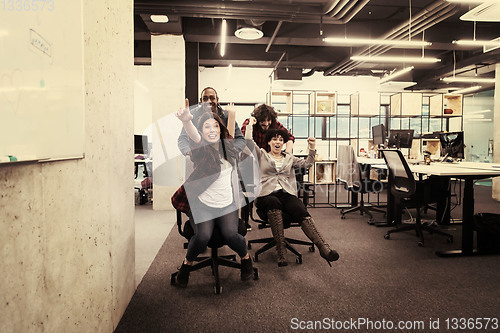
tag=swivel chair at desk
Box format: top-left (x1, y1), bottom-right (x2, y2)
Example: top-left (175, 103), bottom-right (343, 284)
top-left (171, 210), bottom-right (259, 294)
top-left (244, 166), bottom-right (315, 264)
top-left (337, 145), bottom-right (385, 222)
top-left (380, 149), bottom-right (453, 246)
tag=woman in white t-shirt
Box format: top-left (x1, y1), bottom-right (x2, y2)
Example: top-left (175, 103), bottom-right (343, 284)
top-left (171, 99), bottom-right (253, 288)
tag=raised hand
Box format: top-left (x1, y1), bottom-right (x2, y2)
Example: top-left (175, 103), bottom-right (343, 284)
top-left (249, 116), bottom-right (257, 126)
top-left (307, 137), bottom-right (316, 150)
top-left (175, 98), bottom-right (193, 123)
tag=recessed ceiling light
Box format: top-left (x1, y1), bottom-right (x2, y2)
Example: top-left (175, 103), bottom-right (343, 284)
top-left (150, 15), bottom-right (169, 23)
top-left (235, 27), bottom-right (263, 40)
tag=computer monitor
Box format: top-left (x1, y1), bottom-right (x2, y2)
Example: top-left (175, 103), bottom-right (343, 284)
top-left (440, 131), bottom-right (464, 160)
top-left (134, 134), bottom-right (149, 155)
top-left (372, 124), bottom-right (386, 146)
top-left (387, 129), bottom-right (414, 149)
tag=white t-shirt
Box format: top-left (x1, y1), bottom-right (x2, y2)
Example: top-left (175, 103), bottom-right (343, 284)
top-left (199, 159), bottom-right (233, 208)
top-left (272, 156), bottom-right (284, 192)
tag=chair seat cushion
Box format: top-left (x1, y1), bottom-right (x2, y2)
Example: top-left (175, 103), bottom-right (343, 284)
top-left (182, 218), bottom-right (247, 248)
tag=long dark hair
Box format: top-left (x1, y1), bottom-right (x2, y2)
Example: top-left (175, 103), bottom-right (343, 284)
top-left (196, 112), bottom-right (237, 164)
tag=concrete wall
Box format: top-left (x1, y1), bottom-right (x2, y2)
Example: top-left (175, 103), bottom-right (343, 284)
top-left (0, 0), bottom-right (135, 331)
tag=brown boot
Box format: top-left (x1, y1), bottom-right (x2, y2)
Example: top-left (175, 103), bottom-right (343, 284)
top-left (301, 216), bottom-right (339, 266)
top-left (267, 209), bottom-right (288, 267)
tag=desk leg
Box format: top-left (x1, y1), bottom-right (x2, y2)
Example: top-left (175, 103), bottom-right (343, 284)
top-left (372, 181), bottom-right (397, 227)
top-left (436, 178), bottom-right (479, 257)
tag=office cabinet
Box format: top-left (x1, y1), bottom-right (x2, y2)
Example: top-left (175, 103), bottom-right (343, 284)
top-left (390, 92), bottom-right (422, 116)
top-left (268, 90), bottom-right (292, 115)
top-left (429, 94), bottom-right (463, 117)
top-left (350, 91), bottom-right (379, 116)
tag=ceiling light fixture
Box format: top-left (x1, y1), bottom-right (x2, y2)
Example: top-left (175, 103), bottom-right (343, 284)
top-left (220, 19), bottom-right (227, 57)
top-left (378, 66), bottom-right (415, 84)
top-left (453, 38), bottom-right (500, 47)
top-left (234, 27), bottom-right (264, 40)
top-left (323, 37), bottom-right (431, 47)
top-left (351, 55), bottom-right (440, 63)
top-left (451, 85), bottom-right (482, 94)
top-left (150, 15), bottom-right (169, 23)
top-left (441, 77), bottom-right (495, 83)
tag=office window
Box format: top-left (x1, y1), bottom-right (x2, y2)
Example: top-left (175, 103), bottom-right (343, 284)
top-left (337, 117), bottom-right (349, 138)
top-left (329, 115), bottom-right (337, 138)
top-left (337, 104), bottom-right (350, 116)
top-left (410, 117), bottom-right (422, 136)
top-left (429, 118), bottom-right (442, 132)
top-left (390, 118), bottom-right (401, 130)
top-left (291, 115), bottom-right (309, 138)
top-left (350, 117), bottom-right (358, 138)
top-left (277, 116), bottom-right (289, 129)
top-left (359, 117), bottom-right (370, 139)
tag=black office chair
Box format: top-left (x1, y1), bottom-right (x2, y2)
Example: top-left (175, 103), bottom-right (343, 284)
top-left (337, 145), bottom-right (385, 221)
top-left (246, 202), bottom-right (315, 264)
top-left (380, 149), bottom-right (453, 246)
top-left (170, 210), bottom-right (259, 294)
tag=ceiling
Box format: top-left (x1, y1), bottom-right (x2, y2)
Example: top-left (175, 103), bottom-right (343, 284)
top-left (134, 0), bottom-right (500, 92)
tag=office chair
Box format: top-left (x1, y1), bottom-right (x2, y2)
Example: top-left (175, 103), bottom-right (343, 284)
top-left (337, 145), bottom-right (385, 222)
top-left (380, 149), bottom-right (453, 246)
top-left (245, 202), bottom-right (315, 264)
top-left (243, 165), bottom-right (315, 264)
top-left (170, 210), bottom-right (259, 294)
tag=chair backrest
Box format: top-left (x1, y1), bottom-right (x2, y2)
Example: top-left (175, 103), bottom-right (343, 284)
top-left (380, 149), bottom-right (416, 199)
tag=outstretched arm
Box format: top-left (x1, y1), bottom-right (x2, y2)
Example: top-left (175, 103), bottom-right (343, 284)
top-left (175, 98), bottom-right (201, 143)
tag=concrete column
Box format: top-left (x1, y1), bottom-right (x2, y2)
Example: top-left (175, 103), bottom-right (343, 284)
top-left (492, 64), bottom-right (500, 201)
top-left (151, 35), bottom-right (185, 210)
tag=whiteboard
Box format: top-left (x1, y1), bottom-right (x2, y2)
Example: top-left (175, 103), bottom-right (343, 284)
top-left (0, 0), bottom-right (84, 164)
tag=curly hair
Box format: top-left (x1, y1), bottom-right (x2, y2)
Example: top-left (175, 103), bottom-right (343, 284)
top-left (265, 128), bottom-right (289, 145)
top-left (251, 104), bottom-right (278, 123)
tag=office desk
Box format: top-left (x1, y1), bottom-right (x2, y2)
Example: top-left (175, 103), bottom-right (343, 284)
top-left (369, 160), bottom-right (500, 257)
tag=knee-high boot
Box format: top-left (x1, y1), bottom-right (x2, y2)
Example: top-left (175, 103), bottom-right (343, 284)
top-left (267, 209), bottom-right (288, 267)
top-left (301, 216), bottom-right (340, 266)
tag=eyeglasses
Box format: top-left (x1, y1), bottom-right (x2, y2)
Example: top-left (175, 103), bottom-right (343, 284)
top-left (202, 95), bottom-right (217, 102)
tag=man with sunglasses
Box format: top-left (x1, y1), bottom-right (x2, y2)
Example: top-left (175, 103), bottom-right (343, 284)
top-left (178, 87), bottom-right (246, 155)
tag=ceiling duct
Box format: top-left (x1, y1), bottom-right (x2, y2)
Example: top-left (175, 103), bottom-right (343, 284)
top-left (324, 1), bottom-right (457, 76)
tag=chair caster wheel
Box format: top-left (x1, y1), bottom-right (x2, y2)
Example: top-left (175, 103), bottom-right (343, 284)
top-left (309, 245), bottom-right (315, 252)
top-left (296, 256), bottom-right (303, 264)
top-left (254, 255), bottom-right (259, 262)
top-left (384, 234), bottom-right (390, 240)
top-left (447, 237), bottom-right (453, 243)
top-left (215, 285), bottom-right (222, 294)
top-left (253, 268), bottom-right (259, 280)
top-left (418, 241), bottom-right (424, 247)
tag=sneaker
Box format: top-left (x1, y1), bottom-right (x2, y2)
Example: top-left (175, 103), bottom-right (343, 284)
top-left (176, 263), bottom-right (190, 288)
top-left (240, 257), bottom-right (254, 281)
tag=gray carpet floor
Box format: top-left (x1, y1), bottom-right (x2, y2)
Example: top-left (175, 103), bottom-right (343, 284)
top-left (115, 184), bottom-right (500, 333)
